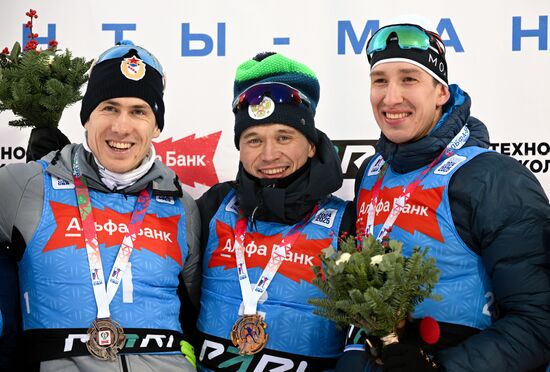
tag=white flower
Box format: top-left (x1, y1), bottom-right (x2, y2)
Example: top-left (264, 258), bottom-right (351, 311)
top-left (335, 252), bottom-right (351, 265)
top-left (370, 254), bottom-right (384, 266)
top-left (42, 54), bottom-right (55, 66)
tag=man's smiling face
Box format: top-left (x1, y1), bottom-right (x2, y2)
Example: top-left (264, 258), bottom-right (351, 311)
top-left (85, 97), bottom-right (160, 173)
top-left (370, 62), bottom-right (450, 144)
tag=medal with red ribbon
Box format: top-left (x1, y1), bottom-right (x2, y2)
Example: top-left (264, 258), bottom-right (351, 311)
top-left (230, 204), bottom-right (319, 355)
top-left (72, 153), bottom-right (152, 361)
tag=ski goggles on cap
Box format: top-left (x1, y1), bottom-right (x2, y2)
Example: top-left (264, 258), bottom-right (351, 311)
top-left (96, 40), bottom-right (165, 77)
top-left (366, 24), bottom-right (446, 60)
top-left (232, 82), bottom-right (311, 112)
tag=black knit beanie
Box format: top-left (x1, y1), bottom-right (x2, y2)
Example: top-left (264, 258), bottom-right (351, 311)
top-left (80, 41), bottom-right (165, 130)
top-left (233, 52), bottom-right (320, 149)
top-left (368, 24), bottom-right (448, 86)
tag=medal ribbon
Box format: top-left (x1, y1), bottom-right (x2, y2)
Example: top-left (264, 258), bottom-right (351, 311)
top-left (72, 154), bottom-right (152, 319)
top-left (361, 126), bottom-right (470, 242)
top-left (234, 204), bottom-right (319, 315)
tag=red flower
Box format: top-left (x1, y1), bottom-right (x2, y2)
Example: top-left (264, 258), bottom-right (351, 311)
top-left (48, 40), bottom-right (58, 48)
top-left (1, 47), bottom-right (9, 54)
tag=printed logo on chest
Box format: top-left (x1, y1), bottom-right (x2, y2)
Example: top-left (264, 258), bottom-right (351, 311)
top-left (208, 221), bottom-right (332, 283)
top-left (43, 201), bottom-right (183, 266)
top-left (356, 185), bottom-right (445, 242)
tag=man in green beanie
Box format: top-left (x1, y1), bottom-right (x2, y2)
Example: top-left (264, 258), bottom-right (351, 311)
top-left (195, 52), bottom-right (355, 371)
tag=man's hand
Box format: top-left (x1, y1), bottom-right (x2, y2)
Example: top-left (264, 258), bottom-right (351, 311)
top-left (26, 127), bottom-right (70, 162)
top-left (382, 343), bottom-right (439, 372)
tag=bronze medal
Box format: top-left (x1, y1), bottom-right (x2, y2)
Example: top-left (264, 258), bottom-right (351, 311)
top-left (86, 317), bottom-right (126, 361)
top-left (230, 314), bottom-right (268, 355)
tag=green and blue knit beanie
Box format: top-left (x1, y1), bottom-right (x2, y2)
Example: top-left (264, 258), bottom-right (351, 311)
top-left (233, 52), bottom-right (320, 149)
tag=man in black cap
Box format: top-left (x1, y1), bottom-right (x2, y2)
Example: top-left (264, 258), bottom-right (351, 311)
top-left (0, 41), bottom-right (200, 371)
top-left (341, 22), bottom-right (550, 371)
top-left (195, 52), bottom-right (355, 371)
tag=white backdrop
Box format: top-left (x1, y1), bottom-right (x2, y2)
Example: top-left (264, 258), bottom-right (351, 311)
top-left (1, 1), bottom-right (549, 200)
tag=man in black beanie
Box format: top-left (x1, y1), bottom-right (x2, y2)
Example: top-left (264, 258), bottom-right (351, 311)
top-left (0, 41), bottom-right (200, 371)
top-left (342, 21), bottom-right (550, 372)
top-left (195, 52), bottom-right (355, 371)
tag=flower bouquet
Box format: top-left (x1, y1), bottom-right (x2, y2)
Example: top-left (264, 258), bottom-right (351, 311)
top-left (0, 9), bottom-right (92, 129)
top-left (308, 234), bottom-right (441, 348)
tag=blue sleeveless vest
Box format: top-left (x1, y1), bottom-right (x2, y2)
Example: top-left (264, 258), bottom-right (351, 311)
top-left (198, 190), bottom-right (348, 369)
top-left (356, 147), bottom-right (494, 330)
top-left (19, 166), bottom-right (188, 332)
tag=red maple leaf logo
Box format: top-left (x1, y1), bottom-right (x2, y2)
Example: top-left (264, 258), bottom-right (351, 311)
top-left (154, 132), bottom-right (221, 187)
top-left (208, 221), bottom-right (333, 283)
top-left (356, 185), bottom-right (445, 242)
top-left (43, 201), bottom-right (183, 266)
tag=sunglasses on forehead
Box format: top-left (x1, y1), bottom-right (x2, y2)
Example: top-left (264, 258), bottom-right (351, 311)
top-left (366, 24), bottom-right (446, 59)
top-left (232, 82), bottom-right (311, 112)
top-left (95, 42), bottom-right (165, 77)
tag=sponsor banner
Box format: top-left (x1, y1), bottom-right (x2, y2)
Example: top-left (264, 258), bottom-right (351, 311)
top-left (153, 132), bottom-right (221, 188)
top-left (0, 1), bottom-right (548, 200)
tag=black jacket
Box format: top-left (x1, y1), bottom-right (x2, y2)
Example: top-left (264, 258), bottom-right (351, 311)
top-left (197, 128), bottom-right (355, 253)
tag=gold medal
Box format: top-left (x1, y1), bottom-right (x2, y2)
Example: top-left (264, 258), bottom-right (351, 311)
top-left (86, 317), bottom-right (126, 361)
top-left (230, 314), bottom-right (268, 355)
